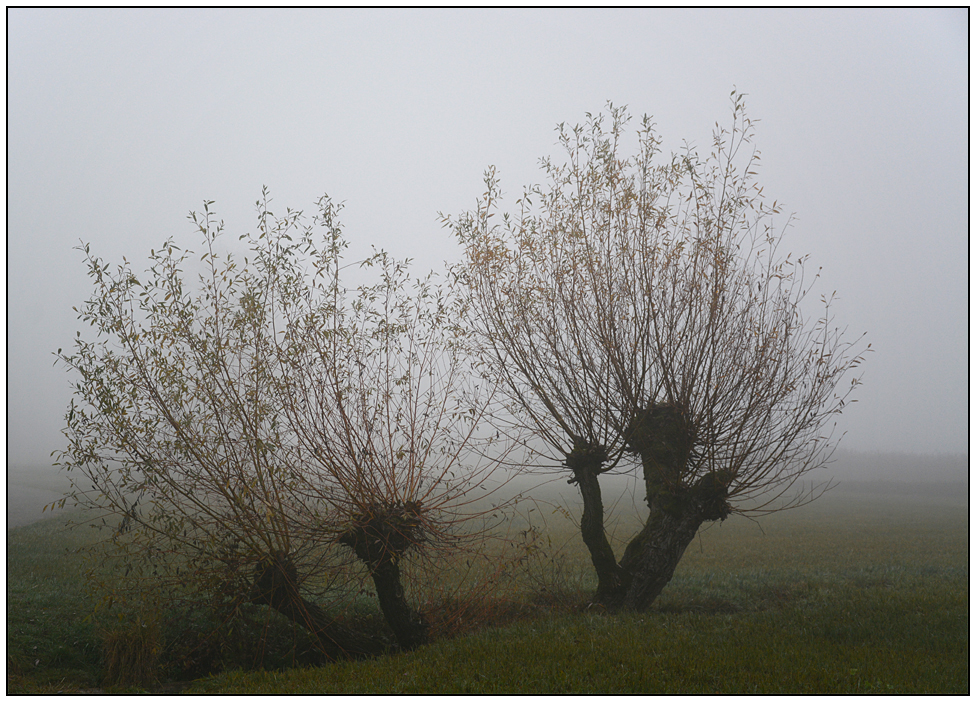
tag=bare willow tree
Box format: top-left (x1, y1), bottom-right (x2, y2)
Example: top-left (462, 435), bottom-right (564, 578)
top-left (445, 92), bottom-right (869, 610)
top-left (54, 189), bottom-right (512, 657)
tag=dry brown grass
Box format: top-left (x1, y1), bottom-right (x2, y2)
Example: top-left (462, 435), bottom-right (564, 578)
top-left (100, 617), bottom-right (161, 689)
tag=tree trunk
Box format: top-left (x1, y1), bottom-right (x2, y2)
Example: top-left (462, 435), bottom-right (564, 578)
top-left (566, 443), bottom-right (630, 608)
top-left (368, 558), bottom-right (429, 650)
top-left (561, 410), bottom-right (733, 612)
top-left (249, 551), bottom-right (387, 660)
top-left (613, 404), bottom-right (732, 611)
top-left (618, 492), bottom-right (705, 611)
top-left (619, 472), bottom-right (731, 611)
top-left (338, 502), bottom-right (429, 651)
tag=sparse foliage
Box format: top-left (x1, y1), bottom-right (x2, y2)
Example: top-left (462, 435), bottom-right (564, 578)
top-left (444, 92), bottom-right (869, 610)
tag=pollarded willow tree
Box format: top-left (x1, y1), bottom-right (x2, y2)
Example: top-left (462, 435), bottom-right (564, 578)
top-left (55, 189), bottom-right (513, 657)
top-left (444, 92), bottom-right (869, 611)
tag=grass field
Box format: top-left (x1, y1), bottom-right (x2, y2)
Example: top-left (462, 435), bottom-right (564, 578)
top-left (7, 479), bottom-right (968, 694)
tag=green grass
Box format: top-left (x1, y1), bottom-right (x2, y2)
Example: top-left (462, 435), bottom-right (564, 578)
top-left (7, 482), bottom-right (969, 694)
top-left (6, 511), bottom-right (106, 691)
top-left (190, 592), bottom-right (966, 694)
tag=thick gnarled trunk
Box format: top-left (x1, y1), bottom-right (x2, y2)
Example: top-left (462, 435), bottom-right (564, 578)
top-left (249, 505), bottom-right (429, 659)
top-left (569, 405), bottom-right (732, 612)
top-left (249, 551), bottom-right (387, 660)
top-left (338, 501), bottom-right (429, 651)
top-left (619, 502), bottom-right (704, 611)
top-left (367, 558), bottom-right (428, 650)
top-left (618, 472), bottom-right (730, 611)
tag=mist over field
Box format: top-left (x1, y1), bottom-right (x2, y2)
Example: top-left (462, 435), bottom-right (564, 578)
top-left (4, 18), bottom-right (969, 689)
top-left (8, 449), bottom-right (966, 531)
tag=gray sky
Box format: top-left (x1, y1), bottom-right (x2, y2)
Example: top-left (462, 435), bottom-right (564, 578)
top-left (7, 8), bottom-right (969, 467)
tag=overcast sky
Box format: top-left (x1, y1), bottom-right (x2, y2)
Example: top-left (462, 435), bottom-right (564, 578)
top-left (7, 8), bottom-right (968, 469)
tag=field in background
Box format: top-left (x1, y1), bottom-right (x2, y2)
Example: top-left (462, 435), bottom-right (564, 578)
top-left (8, 449), bottom-right (968, 528)
top-left (7, 465), bottom-right (76, 528)
top-left (7, 467), bottom-right (968, 694)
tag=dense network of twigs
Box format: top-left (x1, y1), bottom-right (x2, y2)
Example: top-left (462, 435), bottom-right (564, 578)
top-left (54, 190), bottom-right (520, 654)
top-left (444, 92), bottom-right (868, 609)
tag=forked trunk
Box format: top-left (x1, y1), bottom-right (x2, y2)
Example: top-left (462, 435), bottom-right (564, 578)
top-left (569, 405), bottom-right (733, 612)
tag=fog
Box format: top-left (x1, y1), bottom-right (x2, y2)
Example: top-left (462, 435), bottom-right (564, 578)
top-left (7, 9), bottom-right (968, 482)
